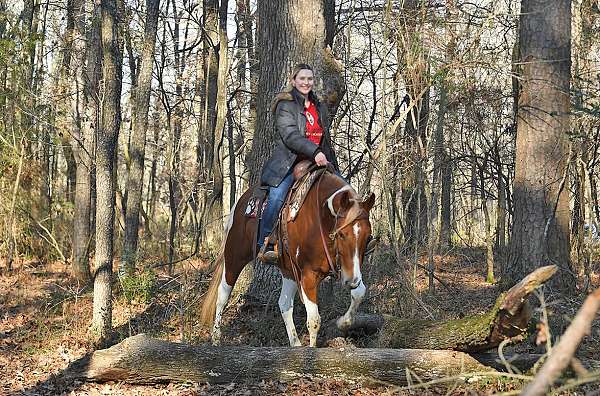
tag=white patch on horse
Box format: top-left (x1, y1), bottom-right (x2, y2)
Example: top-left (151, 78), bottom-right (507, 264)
top-left (326, 185), bottom-right (353, 217)
top-left (212, 266), bottom-right (233, 345)
top-left (279, 277), bottom-right (301, 346)
top-left (352, 223), bottom-right (362, 284)
top-left (301, 286), bottom-right (321, 347)
top-left (336, 280), bottom-right (366, 331)
top-left (295, 246), bottom-right (300, 262)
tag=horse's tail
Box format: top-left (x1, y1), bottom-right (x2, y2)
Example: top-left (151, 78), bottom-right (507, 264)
top-left (199, 251), bottom-right (224, 327)
top-left (199, 196), bottom-right (240, 327)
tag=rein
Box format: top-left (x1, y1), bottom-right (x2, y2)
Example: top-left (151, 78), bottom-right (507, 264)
top-left (316, 171), bottom-right (339, 278)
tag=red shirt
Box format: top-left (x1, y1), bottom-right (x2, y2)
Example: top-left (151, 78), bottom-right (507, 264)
top-left (304, 101), bottom-right (323, 145)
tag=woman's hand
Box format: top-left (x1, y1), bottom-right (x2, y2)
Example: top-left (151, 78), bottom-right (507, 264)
top-left (314, 152), bottom-right (329, 166)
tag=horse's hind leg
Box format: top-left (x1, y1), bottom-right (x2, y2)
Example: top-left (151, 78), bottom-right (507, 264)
top-left (212, 248), bottom-right (253, 345)
top-left (300, 272), bottom-right (321, 347)
top-left (279, 277), bottom-right (301, 346)
top-left (212, 265), bottom-right (233, 346)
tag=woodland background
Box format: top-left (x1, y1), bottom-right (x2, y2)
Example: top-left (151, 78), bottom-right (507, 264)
top-left (1, 0), bottom-right (600, 394)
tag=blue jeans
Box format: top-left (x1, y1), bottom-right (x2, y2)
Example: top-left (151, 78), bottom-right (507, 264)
top-left (259, 169), bottom-right (294, 248)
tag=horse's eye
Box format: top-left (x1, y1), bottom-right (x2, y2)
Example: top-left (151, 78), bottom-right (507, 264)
top-left (338, 233), bottom-right (345, 240)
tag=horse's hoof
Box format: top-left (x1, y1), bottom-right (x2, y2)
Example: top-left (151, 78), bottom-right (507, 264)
top-left (211, 331), bottom-right (222, 346)
top-left (336, 316), bottom-right (351, 330)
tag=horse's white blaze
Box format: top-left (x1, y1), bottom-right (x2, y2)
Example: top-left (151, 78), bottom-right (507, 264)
top-left (295, 246), bottom-right (300, 262)
top-left (326, 185), bottom-right (353, 217)
top-left (279, 277), bottom-right (301, 347)
top-left (352, 223), bottom-right (362, 284)
top-left (212, 267), bottom-right (233, 345)
top-left (301, 286), bottom-right (321, 347)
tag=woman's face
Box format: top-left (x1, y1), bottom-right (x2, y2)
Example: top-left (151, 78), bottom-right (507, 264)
top-left (291, 69), bottom-right (314, 96)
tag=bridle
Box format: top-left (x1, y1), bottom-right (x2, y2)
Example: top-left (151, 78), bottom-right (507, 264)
top-left (316, 171), bottom-right (368, 279)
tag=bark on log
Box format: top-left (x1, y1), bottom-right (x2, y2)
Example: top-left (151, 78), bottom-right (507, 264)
top-left (326, 266), bottom-right (557, 352)
top-left (66, 334), bottom-right (493, 385)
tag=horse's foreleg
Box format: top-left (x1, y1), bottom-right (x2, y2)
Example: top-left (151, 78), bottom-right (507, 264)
top-left (212, 268), bottom-right (233, 346)
top-left (279, 276), bottom-right (301, 347)
top-left (336, 281), bottom-right (366, 331)
top-left (300, 278), bottom-right (321, 347)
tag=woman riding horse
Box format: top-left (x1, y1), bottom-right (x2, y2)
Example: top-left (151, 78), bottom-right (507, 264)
top-left (199, 64), bottom-right (376, 347)
top-left (258, 63), bottom-right (339, 262)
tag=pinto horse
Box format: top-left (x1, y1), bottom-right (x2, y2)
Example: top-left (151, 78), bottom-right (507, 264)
top-left (199, 170), bottom-right (375, 347)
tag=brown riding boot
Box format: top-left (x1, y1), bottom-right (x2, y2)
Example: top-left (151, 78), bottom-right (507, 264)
top-left (258, 239), bottom-right (279, 264)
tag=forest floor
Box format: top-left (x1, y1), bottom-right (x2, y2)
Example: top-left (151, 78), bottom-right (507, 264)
top-left (1, 246), bottom-right (599, 395)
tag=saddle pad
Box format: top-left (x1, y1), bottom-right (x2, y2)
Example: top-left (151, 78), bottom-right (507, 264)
top-left (244, 197), bottom-right (268, 218)
top-left (287, 168), bottom-right (325, 221)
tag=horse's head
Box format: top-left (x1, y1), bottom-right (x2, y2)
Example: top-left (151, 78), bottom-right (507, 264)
top-left (328, 190), bottom-right (376, 289)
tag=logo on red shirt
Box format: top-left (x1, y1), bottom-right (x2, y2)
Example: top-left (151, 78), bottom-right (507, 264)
top-left (305, 102), bottom-right (323, 145)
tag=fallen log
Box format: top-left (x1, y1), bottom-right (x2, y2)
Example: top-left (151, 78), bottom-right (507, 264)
top-left (66, 334), bottom-right (493, 385)
top-left (326, 265), bottom-right (557, 352)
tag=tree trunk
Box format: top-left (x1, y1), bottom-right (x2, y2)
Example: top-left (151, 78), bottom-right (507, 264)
top-left (147, 111), bottom-right (160, 230)
top-left (323, 0), bottom-right (335, 48)
top-left (7, 140), bottom-right (26, 270)
top-left (482, 199), bottom-right (495, 284)
top-left (72, 0), bottom-right (101, 282)
top-left (164, 0), bottom-right (184, 274)
top-left (431, 75), bottom-right (447, 254)
top-left (121, 0), bottom-right (160, 274)
top-left (431, 4), bottom-right (455, 254)
top-left (398, 0), bottom-right (429, 248)
top-left (495, 147), bottom-right (506, 256)
top-left (479, 159), bottom-right (495, 283)
top-left (92, 0), bottom-right (122, 345)
top-left (439, 150), bottom-right (452, 250)
top-left (505, 0), bottom-right (575, 291)
top-left (571, 149), bottom-right (586, 277)
top-left (66, 334), bottom-right (491, 386)
top-left (200, 0), bottom-right (228, 249)
top-left (198, 0), bottom-right (223, 249)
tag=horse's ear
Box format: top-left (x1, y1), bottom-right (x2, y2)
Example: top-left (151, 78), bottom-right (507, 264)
top-left (339, 190), bottom-right (351, 210)
top-left (362, 192), bottom-right (375, 211)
